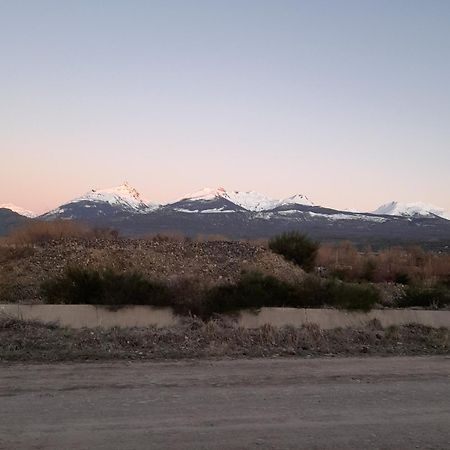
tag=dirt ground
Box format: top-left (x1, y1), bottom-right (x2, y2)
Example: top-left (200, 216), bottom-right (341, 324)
top-left (1, 356), bottom-right (449, 449)
top-left (1, 317), bottom-right (448, 362)
top-left (0, 238), bottom-right (305, 303)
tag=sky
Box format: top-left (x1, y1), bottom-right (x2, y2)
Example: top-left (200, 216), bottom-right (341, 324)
top-left (1, 0), bottom-right (449, 214)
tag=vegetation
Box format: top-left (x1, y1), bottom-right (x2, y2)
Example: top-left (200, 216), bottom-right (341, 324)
top-left (4, 220), bottom-right (118, 245)
top-left (397, 284), bottom-right (450, 309)
top-left (1, 317), bottom-right (448, 362)
top-left (40, 268), bottom-right (380, 316)
top-left (269, 232), bottom-right (319, 271)
top-left (41, 268), bottom-right (171, 306)
top-left (317, 241), bottom-right (450, 284)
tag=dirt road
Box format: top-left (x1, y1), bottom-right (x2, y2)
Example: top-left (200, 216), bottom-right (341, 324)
top-left (1, 357), bottom-right (449, 449)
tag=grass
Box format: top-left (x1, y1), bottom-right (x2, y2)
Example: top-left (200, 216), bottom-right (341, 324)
top-left (4, 220), bottom-right (119, 245)
top-left (0, 317), bottom-right (448, 362)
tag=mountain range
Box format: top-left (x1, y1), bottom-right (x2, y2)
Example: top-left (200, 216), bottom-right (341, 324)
top-left (1, 183), bottom-right (449, 248)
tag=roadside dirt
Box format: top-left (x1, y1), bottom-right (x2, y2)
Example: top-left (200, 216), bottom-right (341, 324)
top-left (1, 357), bottom-right (449, 449)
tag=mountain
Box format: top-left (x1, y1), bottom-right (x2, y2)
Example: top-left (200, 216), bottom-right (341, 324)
top-left (2, 184), bottom-right (450, 249)
top-left (373, 201), bottom-right (450, 221)
top-left (42, 182), bottom-right (159, 219)
top-left (168, 187), bottom-right (315, 213)
top-left (0, 203), bottom-right (36, 218)
top-left (168, 187), bottom-right (247, 213)
top-left (0, 208), bottom-right (30, 235)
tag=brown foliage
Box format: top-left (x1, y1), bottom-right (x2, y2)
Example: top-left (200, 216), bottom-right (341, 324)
top-left (317, 242), bottom-right (450, 284)
top-left (4, 220), bottom-right (118, 245)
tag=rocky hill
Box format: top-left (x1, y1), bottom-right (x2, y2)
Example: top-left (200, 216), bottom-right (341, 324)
top-left (0, 238), bottom-right (305, 303)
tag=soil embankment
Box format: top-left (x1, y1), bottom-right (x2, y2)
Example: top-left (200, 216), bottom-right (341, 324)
top-left (0, 238), bottom-right (305, 303)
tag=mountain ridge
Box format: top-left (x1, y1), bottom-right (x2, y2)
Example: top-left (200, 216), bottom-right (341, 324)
top-left (1, 183), bottom-right (449, 221)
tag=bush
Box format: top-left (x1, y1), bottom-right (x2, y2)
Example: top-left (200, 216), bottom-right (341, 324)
top-left (397, 285), bottom-right (450, 309)
top-left (325, 281), bottom-right (380, 311)
top-left (202, 272), bottom-right (379, 317)
top-left (41, 268), bottom-right (171, 306)
top-left (269, 232), bottom-right (318, 272)
top-left (204, 272), bottom-right (300, 316)
top-left (40, 268), bottom-right (380, 317)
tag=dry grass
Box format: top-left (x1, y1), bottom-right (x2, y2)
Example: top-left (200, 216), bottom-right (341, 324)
top-left (0, 317), bottom-right (448, 362)
top-left (2, 220), bottom-right (118, 245)
top-left (317, 242), bottom-right (450, 284)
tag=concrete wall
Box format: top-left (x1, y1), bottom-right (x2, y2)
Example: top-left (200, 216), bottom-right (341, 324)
top-left (237, 307), bottom-right (450, 329)
top-left (0, 304), bottom-right (179, 329)
top-left (0, 304), bottom-right (449, 329)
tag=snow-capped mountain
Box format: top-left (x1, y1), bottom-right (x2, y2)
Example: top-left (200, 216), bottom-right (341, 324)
top-left (169, 187), bottom-right (247, 213)
top-left (171, 187), bottom-right (315, 212)
top-left (73, 182), bottom-right (158, 212)
top-left (0, 203), bottom-right (37, 218)
top-left (373, 201), bottom-right (450, 221)
top-left (1, 183), bottom-right (450, 247)
top-left (43, 182), bottom-right (159, 219)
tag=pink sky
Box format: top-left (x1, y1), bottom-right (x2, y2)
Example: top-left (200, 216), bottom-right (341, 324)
top-left (1, 1), bottom-right (449, 214)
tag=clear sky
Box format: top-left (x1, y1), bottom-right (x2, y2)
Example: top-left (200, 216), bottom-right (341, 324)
top-left (1, 0), bottom-right (449, 213)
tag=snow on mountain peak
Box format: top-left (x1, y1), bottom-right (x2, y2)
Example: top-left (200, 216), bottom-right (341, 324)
top-left (178, 187), bottom-right (315, 211)
top-left (0, 203), bottom-right (37, 218)
top-left (72, 182), bottom-right (159, 212)
top-left (373, 201), bottom-right (450, 221)
top-left (182, 187), bottom-right (227, 202)
top-left (279, 194), bottom-right (315, 208)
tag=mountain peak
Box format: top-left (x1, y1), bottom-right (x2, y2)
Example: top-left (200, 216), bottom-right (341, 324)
top-left (0, 203), bottom-right (37, 218)
top-left (181, 187), bottom-right (227, 202)
top-left (55, 182), bottom-right (160, 214)
top-left (373, 201), bottom-right (450, 220)
top-left (280, 194), bottom-right (315, 207)
top-left (178, 187), bottom-right (315, 212)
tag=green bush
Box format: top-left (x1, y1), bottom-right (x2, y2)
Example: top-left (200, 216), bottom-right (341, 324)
top-left (41, 267), bottom-right (171, 306)
top-left (203, 272), bottom-right (300, 316)
top-left (269, 232), bottom-right (318, 272)
top-left (40, 268), bottom-right (380, 317)
top-left (202, 272), bottom-right (379, 317)
top-left (325, 281), bottom-right (380, 311)
top-left (397, 284), bottom-right (450, 309)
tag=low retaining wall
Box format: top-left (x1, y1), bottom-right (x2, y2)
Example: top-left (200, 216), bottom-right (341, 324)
top-left (0, 304), bottom-right (449, 329)
top-left (238, 307), bottom-right (450, 329)
top-left (0, 304), bottom-right (178, 329)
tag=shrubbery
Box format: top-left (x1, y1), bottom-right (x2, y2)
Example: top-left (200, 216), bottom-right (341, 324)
top-left (204, 273), bottom-right (379, 316)
top-left (42, 266), bottom-right (450, 315)
top-left (41, 268), bottom-right (170, 306)
top-left (397, 284), bottom-right (450, 309)
top-left (269, 232), bottom-right (318, 272)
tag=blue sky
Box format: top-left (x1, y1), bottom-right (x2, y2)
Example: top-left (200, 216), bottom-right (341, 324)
top-left (1, 0), bottom-right (449, 212)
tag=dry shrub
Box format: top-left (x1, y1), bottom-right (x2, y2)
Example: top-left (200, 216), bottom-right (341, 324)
top-left (5, 220), bottom-right (118, 245)
top-left (317, 242), bottom-right (450, 284)
top-left (6, 220), bottom-right (91, 245)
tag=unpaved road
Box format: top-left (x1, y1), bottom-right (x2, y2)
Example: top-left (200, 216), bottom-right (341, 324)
top-left (1, 357), bottom-right (449, 449)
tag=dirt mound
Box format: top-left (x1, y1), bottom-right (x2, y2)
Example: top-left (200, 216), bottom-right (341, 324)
top-left (0, 238), bottom-right (305, 303)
